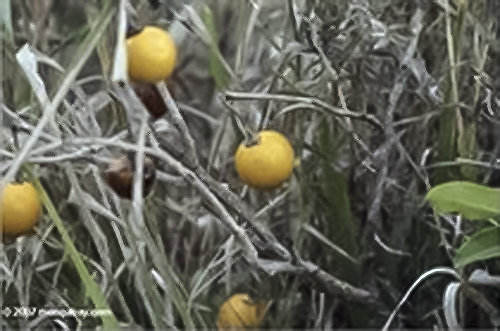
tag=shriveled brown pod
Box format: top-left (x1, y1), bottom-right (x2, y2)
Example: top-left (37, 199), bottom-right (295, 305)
top-left (104, 155), bottom-right (156, 199)
top-left (132, 81), bottom-right (168, 119)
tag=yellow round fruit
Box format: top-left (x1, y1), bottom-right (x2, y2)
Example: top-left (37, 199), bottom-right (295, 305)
top-left (216, 293), bottom-right (268, 329)
top-left (234, 130), bottom-right (294, 189)
top-left (1, 182), bottom-right (41, 236)
top-left (127, 26), bottom-right (177, 83)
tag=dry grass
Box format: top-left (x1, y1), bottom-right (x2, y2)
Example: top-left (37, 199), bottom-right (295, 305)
top-left (1, 0), bottom-right (499, 329)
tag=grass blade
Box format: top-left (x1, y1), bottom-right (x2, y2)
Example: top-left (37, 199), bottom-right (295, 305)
top-left (24, 167), bottom-right (119, 328)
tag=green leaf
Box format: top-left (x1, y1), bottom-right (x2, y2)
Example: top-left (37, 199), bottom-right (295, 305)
top-left (425, 181), bottom-right (500, 220)
top-left (201, 5), bottom-right (230, 89)
top-left (454, 227), bottom-right (500, 268)
top-left (24, 168), bottom-right (119, 328)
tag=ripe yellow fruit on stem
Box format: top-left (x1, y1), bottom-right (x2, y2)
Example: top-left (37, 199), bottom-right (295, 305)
top-left (234, 130), bottom-right (294, 189)
top-left (1, 182), bottom-right (41, 236)
top-left (217, 293), bottom-right (269, 329)
top-left (127, 26), bottom-right (177, 83)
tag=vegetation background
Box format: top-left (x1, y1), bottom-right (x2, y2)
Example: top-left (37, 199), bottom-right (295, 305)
top-left (1, 0), bottom-right (499, 329)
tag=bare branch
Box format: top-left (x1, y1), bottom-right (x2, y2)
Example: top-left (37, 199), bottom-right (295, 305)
top-left (224, 90), bottom-right (383, 130)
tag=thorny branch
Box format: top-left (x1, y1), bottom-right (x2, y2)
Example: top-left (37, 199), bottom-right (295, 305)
top-left (2, 0), bottom-right (500, 328)
top-left (66, 133), bottom-right (376, 303)
top-left (0, 78), bottom-right (378, 303)
top-left (151, 85), bottom-right (377, 302)
top-left (60, 78), bottom-right (377, 303)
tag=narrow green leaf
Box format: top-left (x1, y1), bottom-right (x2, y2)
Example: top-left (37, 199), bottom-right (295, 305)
top-left (425, 181), bottom-right (500, 220)
top-left (201, 5), bottom-right (230, 89)
top-left (24, 168), bottom-right (119, 328)
top-left (454, 227), bottom-right (500, 268)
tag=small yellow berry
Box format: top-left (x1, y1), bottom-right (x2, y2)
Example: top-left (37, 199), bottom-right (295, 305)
top-left (234, 130), bottom-right (294, 189)
top-left (127, 26), bottom-right (177, 83)
top-left (1, 182), bottom-right (41, 236)
top-left (217, 293), bottom-right (269, 330)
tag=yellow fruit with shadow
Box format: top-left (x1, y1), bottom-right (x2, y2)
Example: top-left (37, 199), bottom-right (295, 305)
top-left (217, 293), bottom-right (270, 329)
top-left (234, 130), bottom-right (294, 189)
top-left (1, 182), bottom-right (41, 236)
top-left (127, 26), bottom-right (177, 83)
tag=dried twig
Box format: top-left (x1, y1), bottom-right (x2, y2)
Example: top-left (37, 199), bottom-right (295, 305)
top-left (67, 134), bottom-right (376, 303)
top-left (224, 90), bottom-right (383, 130)
top-left (155, 82), bottom-right (200, 168)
